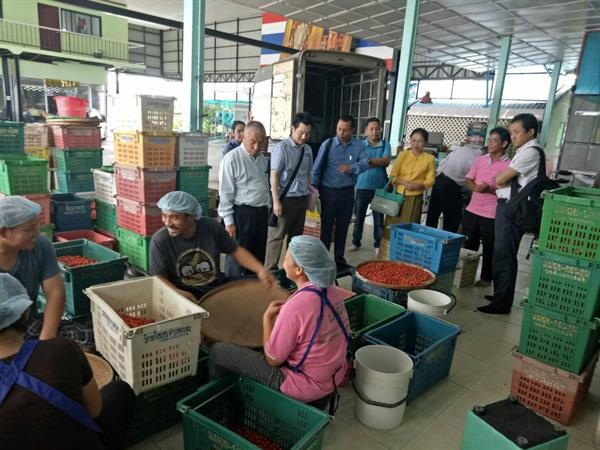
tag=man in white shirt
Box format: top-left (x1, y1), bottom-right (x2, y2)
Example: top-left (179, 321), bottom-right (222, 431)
top-left (219, 121), bottom-right (271, 277)
top-left (479, 113), bottom-right (541, 315)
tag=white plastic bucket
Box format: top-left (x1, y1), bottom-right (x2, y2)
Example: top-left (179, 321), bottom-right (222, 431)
top-left (407, 289), bottom-right (456, 317)
top-left (353, 345), bottom-right (413, 430)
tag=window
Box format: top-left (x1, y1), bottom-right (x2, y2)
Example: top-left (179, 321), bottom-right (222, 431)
top-left (61, 9), bottom-right (101, 37)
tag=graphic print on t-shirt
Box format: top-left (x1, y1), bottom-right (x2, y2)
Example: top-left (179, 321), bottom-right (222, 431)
top-left (176, 247), bottom-right (217, 286)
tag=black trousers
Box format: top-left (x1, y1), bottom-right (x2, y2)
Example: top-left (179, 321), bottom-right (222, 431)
top-left (319, 186), bottom-right (354, 266)
top-left (426, 173), bottom-right (463, 233)
top-left (462, 209), bottom-right (495, 281)
top-left (225, 204), bottom-right (268, 277)
top-left (97, 380), bottom-right (135, 450)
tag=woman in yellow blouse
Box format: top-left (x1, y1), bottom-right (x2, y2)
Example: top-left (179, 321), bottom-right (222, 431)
top-left (385, 128), bottom-right (436, 230)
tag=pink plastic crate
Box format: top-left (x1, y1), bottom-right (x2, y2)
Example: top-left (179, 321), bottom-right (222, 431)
top-left (114, 165), bottom-right (176, 203)
top-left (0, 192), bottom-right (51, 225)
top-left (55, 229), bottom-right (116, 249)
top-left (51, 126), bottom-right (101, 149)
top-left (116, 196), bottom-right (162, 236)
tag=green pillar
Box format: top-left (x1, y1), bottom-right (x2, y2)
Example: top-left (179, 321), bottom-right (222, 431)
top-left (389, 0), bottom-right (420, 153)
top-left (539, 60), bottom-right (563, 148)
top-left (183, 0), bottom-right (205, 132)
top-left (487, 36), bottom-right (512, 139)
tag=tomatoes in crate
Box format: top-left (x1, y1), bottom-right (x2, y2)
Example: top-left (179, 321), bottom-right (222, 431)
top-left (357, 261), bottom-right (434, 288)
top-left (57, 255), bottom-right (98, 267)
top-left (118, 313), bottom-right (155, 328)
top-left (229, 424), bottom-right (283, 450)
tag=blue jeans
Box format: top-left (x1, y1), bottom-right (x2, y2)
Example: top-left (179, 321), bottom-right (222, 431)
top-left (319, 186), bottom-right (354, 266)
top-left (352, 189), bottom-right (384, 248)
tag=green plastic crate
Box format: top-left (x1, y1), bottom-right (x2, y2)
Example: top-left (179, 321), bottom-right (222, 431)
top-left (538, 187), bottom-right (600, 262)
top-left (519, 299), bottom-right (600, 374)
top-left (177, 375), bottom-right (330, 450)
top-left (36, 292), bottom-right (91, 322)
top-left (116, 226), bottom-right (152, 271)
top-left (95, 199), bottom-right (117, 235)
top-left (529, 247), bottom-right (600, 320)
top-left (0, 121), bottom-right (24, 154)
top-left (55, 170), bottom-right (94, 193)
top-left (53, 148), bottom-right (103, 173)
top-left (177, 165), bottom-right (210, 199)
top-left (0, 154), bottom-right (48, 194)
top-left (54, 239), bottom-right (128, 317)
top-left (344, 294), bottom-right (406, 354)
top-left (40, 224), bottom-right (54, 242)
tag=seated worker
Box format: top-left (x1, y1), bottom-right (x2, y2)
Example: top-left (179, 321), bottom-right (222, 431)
top-left (0, 274), bottom-right (135, 450)
top-left (150, 191), bottom-right (276, 302)
top-left (0, 196), bottom-right (65, 340)
top-left (209, 235), bottom-right (351, 407)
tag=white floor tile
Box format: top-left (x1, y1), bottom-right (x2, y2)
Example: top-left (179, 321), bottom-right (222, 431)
top-left (400, 419), bottom-right (463, 450)
top-left (409, 379), bottom-right (466, 418)
top-left (465, 315), bottom-right (522, 347)
top-left (437, 388), bottom-right (494, 433)
top-left (469, 366), bottom-right (513, 399)
top-left (455, 329), bottom-right (515, 365)
top-left (448, 350), bottom-right (493, 388)
top-left (322, 416), bottom-right (389, 450)
top-left (443, 306), bottom-right (480, 327)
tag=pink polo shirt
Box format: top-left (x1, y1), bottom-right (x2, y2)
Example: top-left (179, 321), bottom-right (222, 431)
top-left (265, 283), bottom-right (351, 403)
top-left (465, 154), bottom-right (511, 219)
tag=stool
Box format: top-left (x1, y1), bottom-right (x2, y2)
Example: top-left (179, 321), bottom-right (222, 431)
top-left (335, 265), bottom-right (354, 286)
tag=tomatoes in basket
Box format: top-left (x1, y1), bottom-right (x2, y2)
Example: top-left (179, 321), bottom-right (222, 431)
top-left (118, 313), bottom-right (155, 328)
top-left (57, 255), bottom-right (98, 267)
top-left (229, 424), bottom-right (283, 450)
top-left (357, 261), bottom-right (433, 287)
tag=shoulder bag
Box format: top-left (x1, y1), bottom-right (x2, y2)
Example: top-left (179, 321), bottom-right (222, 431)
top-left (269, 146), bottom-right (306, 227)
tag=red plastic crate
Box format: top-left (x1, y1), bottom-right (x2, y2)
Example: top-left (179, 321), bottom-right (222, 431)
top-left (511, 349), bottom-right (598, 425)
top-left (55, 229), bottom-right (116, 249)
top-left (116, 196), bottom-right (162, 236)
top-left (51, 126), bottom-right (101, 149)
top-left (0, 192), bottom-right (51, 225)
top-left (114, 165), bottom-right (176, 203)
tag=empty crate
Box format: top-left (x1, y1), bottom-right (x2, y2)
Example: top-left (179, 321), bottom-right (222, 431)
top-left (51, 193), bottom-right (92, 231)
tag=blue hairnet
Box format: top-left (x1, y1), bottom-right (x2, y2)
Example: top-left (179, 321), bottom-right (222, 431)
top-left (0, 274), bottom-right (33, 330)
top-left (0, 196), bottom-right (42, 228)
top-left (288, 235), bottom-right (337, 288)
top-left (157, 191), bottom-right (203, 219)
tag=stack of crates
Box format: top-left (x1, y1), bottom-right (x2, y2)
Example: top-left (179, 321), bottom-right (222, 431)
top-left (112, 95), bottom-right (176, 272)
top-left (176, 132), bottom-right (210, 214)
top-left (24, 124), bottom-right (53, 171)
top-left (92, 167), bottom-right (117, 240)
top-left (0, 121), bottom-right (53, 239)
top-left (511, 187), bottom-right (600, 425)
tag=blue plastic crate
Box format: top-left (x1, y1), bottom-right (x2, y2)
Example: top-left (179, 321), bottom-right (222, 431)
top-left (363, 311), bottom-right (461, 401)
top-left (51, 193), bottom-right (92, 231)
top-left (351, 272), bottom-right (409, 306)
top-left (390, 223), bottom-right (464, 275)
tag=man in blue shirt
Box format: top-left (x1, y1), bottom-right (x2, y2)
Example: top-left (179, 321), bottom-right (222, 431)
top-left (222, 120), bottom-right (245, 156)
top-left (312, 115), bottom-right (368, 270)
top-left (350, 118), bottom-right (391, 256)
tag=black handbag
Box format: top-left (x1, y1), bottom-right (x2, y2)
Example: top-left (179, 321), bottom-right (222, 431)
top-left (269, 146), bottom-right (305, 227)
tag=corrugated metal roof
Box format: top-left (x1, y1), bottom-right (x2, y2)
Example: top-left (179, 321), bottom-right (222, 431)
top-left (408, 100), bottom-right (545, 119)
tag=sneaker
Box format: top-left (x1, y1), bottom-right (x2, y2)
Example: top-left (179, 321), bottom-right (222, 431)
top-left (349, 244), bottom-right (360, 252)
top-left (374, 247), bottom-right (380, 256)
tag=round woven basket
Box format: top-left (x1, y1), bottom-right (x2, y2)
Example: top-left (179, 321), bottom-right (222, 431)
top-left (85, 353), bottom-right (114, 389)
top-left (354, 260), bottom-right (436, 290)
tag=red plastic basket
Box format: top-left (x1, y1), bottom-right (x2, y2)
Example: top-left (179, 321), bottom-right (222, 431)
top-left (54, 96), bottom-right (88, 118)
top-left (114, 165), bottom-right (176, 203)
top-left (511, 349), bottom-right (598, 425)
top-left (116, 196), bottom-right (162, 236)
top-left (0, 192), bottom-right (51, 225)
top-left (55, 229), bottom-right (116, 249)
top-left (51, 126), bottom-right (101, 149)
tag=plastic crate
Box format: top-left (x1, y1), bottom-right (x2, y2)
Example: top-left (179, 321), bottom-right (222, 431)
top-left (51, 193), bottom-right (92, 231)
top-left (36, 292), bottom-right (91, 322)
top-left (114, 131), bottom-right (176, 168)
top-left (519, 300), bottom-right (600, 374)
top-left (177, 132), bottom-right (210, 167)
top-left (528, 247), bottom-right (600, 320)
top-left (344, 294), bottom-right (406, 354)
top-left (303, 210), bottom-right (321, 238)
top-left (389, 223), bottom-right (465, 275)
top-left (198, 197), bottom-right (209, 216)
top-left (511, 348), bottom-right (598, 425)
top-left (432, 270), bottom-right (455, 295)
top-left (0, 192), bottom-right (51, 225)
top-left (25, 146), bottom-right (52, 162)
top-left (40, 224), bottom-right (54, 242)
top-left (177, 165), bottom-right (210, 199)
top-left (111, 95), bottom-right (174, 132)
top-left (92, 167), bottom-right (116, 205)
top-left (54, 239), bottom-right (127, 317)
top-left (538, 187), bottom-right (600, 262)
top-left (115, 165), bottom-right (177, 203)
top-left (208, 188), bottom-right (218, 209)
top-left (24, 124), bottom-right (51, 147)
top-left (177, 376), bottom-right (330, 450)
top-left (0, 121), bottom-right (24, 154)
top-left (363, 311), bottom-right (461, 401)
top-left (52, 148), bottom-right (103, 173)
top-left (95, 199), bottom-right (117, 236)
top-left (55, 170), bottom-right (94, 193)
top-left (116, 196), bottom-right (162, 236)
top-left (55, 229), bottom-right (116, 249)
top-left (86, 276), bottom-right (209, 394)
top-left (452, 248), bottom-right (480, 288)
top-left (50, 126), bottom-right (101, 149)
top-left (0, 155), bottom-right (48, 194)
top-left (351, 272), bottom-right (410, 305)
top-left (116, 227), bottom-right (152, 271)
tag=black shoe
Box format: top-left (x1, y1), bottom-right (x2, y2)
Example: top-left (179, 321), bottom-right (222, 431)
top-left (477, 304), bottom-right (511, 315)
top-left (484, 295), bottom-right (495, 301)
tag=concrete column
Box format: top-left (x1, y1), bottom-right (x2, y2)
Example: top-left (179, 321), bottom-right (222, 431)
top-left (487, 35), bottom-right (512, 140)
top-left (539, 60), bottom-right (563, 148)
top-left (183, 0), bottom-right (205, 132)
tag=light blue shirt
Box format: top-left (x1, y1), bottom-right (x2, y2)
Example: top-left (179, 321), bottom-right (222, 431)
top-left (311, 136), bottom-right (368, 189)
top-left (356, 138), bottom-right (391, 190)
top-left (270, 137), bottom-right (313, 197)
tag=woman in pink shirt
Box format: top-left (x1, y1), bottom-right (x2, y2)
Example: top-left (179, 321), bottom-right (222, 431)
top-left (462, 127), bottom-right (511, 287)
top-left (209, 235), bottom-right (351, 409)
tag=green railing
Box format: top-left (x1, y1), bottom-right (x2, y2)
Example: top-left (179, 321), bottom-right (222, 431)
top-left (0, 18), bottom-right (144, 64)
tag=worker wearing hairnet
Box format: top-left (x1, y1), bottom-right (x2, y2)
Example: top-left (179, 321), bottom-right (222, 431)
top-left (0, 196), bottom-right (65, 340)
top-left (150, 191), bottom-right (275, 302)
top-left (209, 235), bottom-right (352, 410)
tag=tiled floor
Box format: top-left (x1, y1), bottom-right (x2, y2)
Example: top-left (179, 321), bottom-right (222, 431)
top-left (127, 226), bottom-right (600, 450)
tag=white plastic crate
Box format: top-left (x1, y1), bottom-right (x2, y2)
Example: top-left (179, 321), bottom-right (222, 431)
top-left (92, 169), bottom-right (116, 205)
top-left (86, 276), bottom-right (209, 394)
top-left (24, 124), bottom-right (50, 147)
top-left (110, 95), bottom-right (174, 132)
top-left (177, 132), bottom-right (209, 167)
top-left (453, 248), bottom-right (481, 288)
